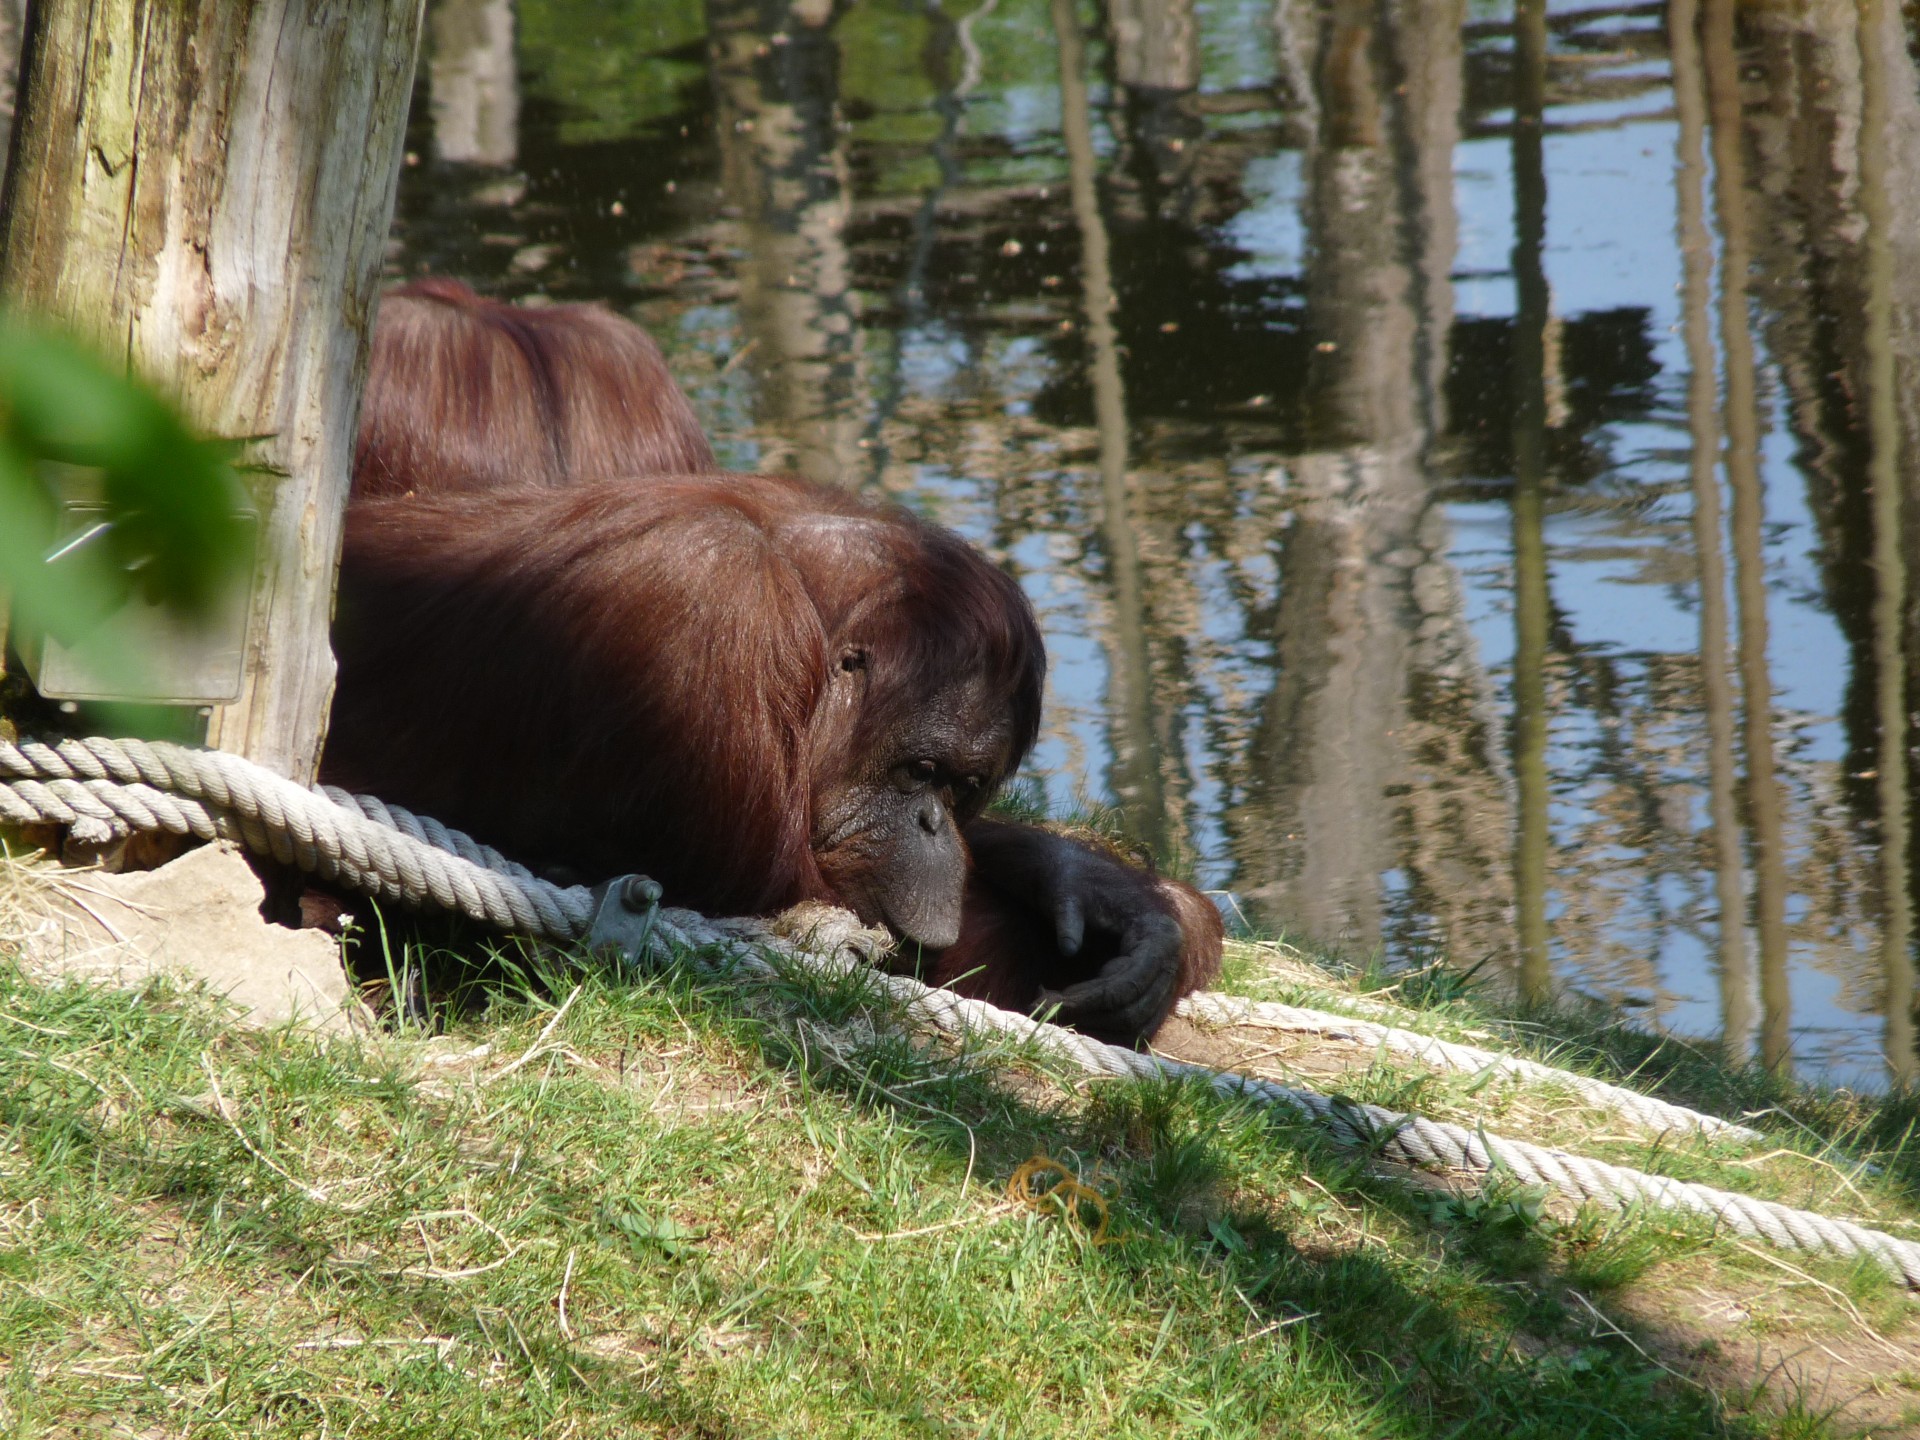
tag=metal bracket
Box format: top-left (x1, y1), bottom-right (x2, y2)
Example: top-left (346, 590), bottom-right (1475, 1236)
top-left (585, 873), bottom-right (664, 969)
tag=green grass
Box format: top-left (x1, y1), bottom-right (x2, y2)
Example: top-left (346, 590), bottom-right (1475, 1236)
top-left (1221, 929), bottom-right (1920, 1199)
top-left (2, 924), bottom-right (1911, 1439)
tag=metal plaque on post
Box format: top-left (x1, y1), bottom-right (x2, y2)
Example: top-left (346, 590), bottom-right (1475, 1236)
top-left (14, 467), bottom-right (259, 706)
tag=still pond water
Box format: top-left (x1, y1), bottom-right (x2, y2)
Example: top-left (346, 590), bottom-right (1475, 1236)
top-left (392, 0), bottom-right (1920, 1087)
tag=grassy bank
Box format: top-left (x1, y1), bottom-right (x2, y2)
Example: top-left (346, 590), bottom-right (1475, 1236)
top-left (1, 925), bottom-right (1917, 1437)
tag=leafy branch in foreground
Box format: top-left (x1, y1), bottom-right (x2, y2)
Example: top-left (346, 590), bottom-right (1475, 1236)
top-left (0, 320), bottom-right (250, 649)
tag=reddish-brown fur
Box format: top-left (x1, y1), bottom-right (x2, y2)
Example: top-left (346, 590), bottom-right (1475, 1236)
top-left (333, 283), bottom-right (1223, 1041)
top-left (327, 474), bottom-right (1041, 921)
top-left (354, 278), bottom-right (714, 498)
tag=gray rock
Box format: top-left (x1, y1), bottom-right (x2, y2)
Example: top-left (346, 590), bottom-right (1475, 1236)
top-left (12, 841), bottom-right (366, 1034)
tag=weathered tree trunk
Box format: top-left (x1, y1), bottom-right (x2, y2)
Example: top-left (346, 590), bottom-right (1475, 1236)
top-left (0, 0), bottom-right (25, 165)
top-left (708, 0), bottom-right (865, 492)
top-left (0, 0), bottom-right (425, 784)
top-left (429, 0), bottom-right (517, 167)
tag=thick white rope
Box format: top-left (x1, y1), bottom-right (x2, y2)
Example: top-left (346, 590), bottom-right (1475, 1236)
top-left (4, 736), bottom-right (1913, 1285)
top-left (0, 738), bottom-right (589, 939)
top-left (0, 740), bottom-right (1755, 1141)
top-left (640, 908), bottom-right (1920, 1289)
top-left (1175, 992), bottom-right (1764, 1141)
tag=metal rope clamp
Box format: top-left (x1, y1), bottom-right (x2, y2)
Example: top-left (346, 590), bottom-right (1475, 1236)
top-left (585, 874), bottom-right (665, 970)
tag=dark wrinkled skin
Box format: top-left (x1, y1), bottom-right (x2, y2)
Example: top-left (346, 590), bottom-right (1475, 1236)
top-left (805, 665), bottom-right (1188, 1038)
top-left (811, 675), bottom-right (1012, 951)
top-left (812, 771), bottom-right (970, 949)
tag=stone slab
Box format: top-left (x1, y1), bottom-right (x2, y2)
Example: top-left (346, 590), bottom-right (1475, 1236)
top-left (8, 841), bottom-right (365, 1034)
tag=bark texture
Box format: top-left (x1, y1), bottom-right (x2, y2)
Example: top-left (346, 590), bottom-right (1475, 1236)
top-left (0, 0), bottom-right (425, 782)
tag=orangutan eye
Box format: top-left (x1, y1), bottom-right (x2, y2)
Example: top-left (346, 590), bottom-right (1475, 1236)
top-left (891, 758), bottom-right (940, 794)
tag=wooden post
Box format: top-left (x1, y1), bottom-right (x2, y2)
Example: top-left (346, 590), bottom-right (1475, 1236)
top-left (0, 0), bottom-right (425, 783)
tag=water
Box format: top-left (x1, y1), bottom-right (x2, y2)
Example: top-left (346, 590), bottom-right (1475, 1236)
top-left (390, 0), bottom-right (1920, 1088)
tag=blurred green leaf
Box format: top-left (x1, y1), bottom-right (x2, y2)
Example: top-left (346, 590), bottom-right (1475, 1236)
top-left (0, 321), bottom-right (251, 649)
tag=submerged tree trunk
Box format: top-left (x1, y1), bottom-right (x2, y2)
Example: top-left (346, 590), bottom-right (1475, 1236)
top-left (0, 0), bottom-right (425, 783)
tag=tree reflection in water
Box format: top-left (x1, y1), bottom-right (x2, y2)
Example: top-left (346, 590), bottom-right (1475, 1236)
top-left (381, 0), bottom-right (1920, 1087)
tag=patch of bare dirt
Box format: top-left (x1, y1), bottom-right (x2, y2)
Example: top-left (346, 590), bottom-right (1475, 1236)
top-left (1609, 1276), bottom-right (1920, 1436)
top-left (1152, 1012), bottom-right (1409, 1088)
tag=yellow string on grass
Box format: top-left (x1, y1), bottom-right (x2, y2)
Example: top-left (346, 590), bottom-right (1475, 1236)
top-left (1007, 1155), bottom-right (1112, 1245)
